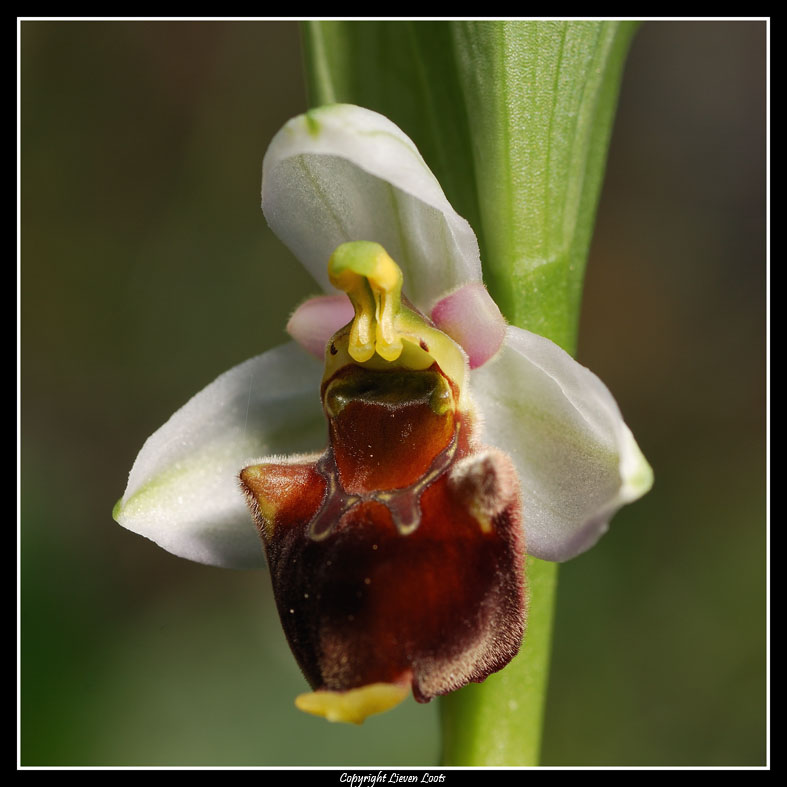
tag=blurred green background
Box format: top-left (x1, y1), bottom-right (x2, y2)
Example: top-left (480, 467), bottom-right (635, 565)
top-left (20, 21), bottom-right (766, 766)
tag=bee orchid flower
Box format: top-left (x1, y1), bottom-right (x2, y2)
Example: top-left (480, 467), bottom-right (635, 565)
top-left (113, 104), bottom-right (652, 724)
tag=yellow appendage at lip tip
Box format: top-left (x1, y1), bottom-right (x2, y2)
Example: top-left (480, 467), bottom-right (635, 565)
top-left (328, 241), bottom-right (404, 363)
top-left (295, 682), bottom-right (409, 724)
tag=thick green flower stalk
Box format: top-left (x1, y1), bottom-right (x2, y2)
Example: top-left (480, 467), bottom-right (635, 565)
top-left (302, 20), bottom-right (641, 765)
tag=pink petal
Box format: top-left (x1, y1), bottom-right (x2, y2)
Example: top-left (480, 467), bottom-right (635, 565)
top-left (431, 283), bottom-right (507, 369)
top-left (287, 295), bottom-right (354, 359)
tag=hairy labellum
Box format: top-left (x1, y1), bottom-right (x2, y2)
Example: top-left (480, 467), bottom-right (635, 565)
top-left (240, 242), bottom-right (526, 724)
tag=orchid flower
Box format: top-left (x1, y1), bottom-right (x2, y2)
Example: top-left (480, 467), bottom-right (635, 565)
top-left (113, 104), bottom-right (652, 725)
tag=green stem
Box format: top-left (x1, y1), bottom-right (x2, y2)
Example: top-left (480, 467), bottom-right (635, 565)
top-left (450, 21), bottom-right (639, 351)
top-left (440, 558), bottom-right (557, 766)
top-left (438, 27), bottom-right (635, 763)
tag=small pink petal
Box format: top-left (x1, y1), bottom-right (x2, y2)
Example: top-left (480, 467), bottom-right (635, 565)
top-left (431, 283), bottom-right (506, 369)
top-left (287, 295), bottom-right (354, 359)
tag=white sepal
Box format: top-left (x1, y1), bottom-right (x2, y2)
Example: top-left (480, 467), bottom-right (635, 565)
top-left (262, 104), bottom-right (482, 312)
top-left (114, 343), bottom-right (326, 568)
top-left (472, 326), bottom-right (653, 561)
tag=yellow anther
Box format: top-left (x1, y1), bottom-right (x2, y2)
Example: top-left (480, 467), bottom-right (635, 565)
top-left (329, 242), bottom-right (404, 363)
top-left (324, 242), bottom-right (468, 398)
